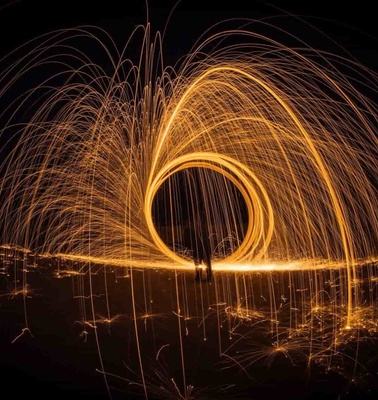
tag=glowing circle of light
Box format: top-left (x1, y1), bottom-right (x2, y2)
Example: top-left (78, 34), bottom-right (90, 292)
top-left (144, 152), bottom-right (274, 266)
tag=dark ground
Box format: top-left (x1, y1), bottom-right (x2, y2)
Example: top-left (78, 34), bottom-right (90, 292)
top-left (1, 249), bottom-right (378, 399)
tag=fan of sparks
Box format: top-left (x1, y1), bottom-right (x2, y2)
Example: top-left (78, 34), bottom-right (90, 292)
top-left (0, 22), bottom-right (378, 331)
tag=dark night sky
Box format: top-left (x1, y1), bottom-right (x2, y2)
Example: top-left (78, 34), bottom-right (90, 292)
top-left (0, 0), bottom-right (377, 68)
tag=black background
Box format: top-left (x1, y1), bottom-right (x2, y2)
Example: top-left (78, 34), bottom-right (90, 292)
top-left (0, 0), bottom-right (377, 67)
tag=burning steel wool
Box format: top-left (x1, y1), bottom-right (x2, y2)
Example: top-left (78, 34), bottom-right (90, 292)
top-left (1, 11), bottom-right (378, 399)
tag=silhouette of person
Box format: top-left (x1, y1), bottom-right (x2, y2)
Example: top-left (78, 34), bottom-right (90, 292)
top-left (185, 214), bottom-right (212, 283)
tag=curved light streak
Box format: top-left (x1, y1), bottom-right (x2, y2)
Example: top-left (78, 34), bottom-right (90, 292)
top-left (144, 152), bottom-right (274, 265)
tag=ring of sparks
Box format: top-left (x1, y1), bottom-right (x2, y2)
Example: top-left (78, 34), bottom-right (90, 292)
top-left (144, 152), bottom-right (274, 265)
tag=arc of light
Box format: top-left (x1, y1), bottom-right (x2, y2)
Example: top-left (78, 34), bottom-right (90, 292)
top-left (150, 65), bottom-right (354, 325)
top-left (144, 152), bottom-right (274, 266)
